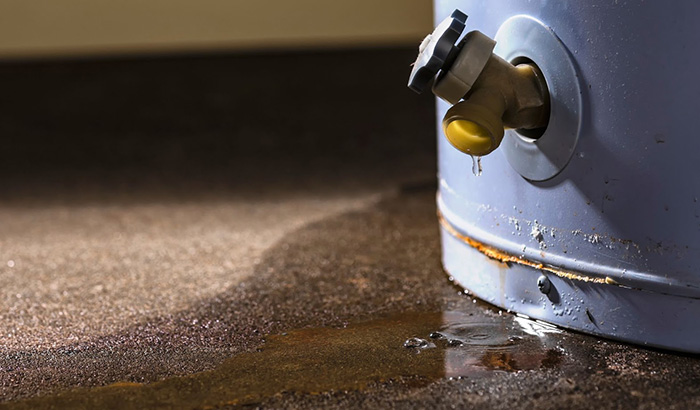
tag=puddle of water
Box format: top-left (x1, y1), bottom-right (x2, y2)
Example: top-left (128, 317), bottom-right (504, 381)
top-left (433, 312), bottom-right (563, 376)
top-left (2, 311), bottom-right (565, 409)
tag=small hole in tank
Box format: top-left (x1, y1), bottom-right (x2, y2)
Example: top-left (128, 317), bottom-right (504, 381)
top-left (510, 56), bottom-right (550, 141)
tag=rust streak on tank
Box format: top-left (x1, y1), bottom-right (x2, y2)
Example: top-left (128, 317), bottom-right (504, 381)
top-left (438, 211), bottom-right (606, 284)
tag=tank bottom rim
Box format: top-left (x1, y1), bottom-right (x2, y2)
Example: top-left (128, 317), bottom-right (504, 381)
top-left (440, 223), bottom-right (700, 353)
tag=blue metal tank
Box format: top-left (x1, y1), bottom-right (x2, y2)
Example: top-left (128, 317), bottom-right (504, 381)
top-left (432, 1), bottom-right (700, 352)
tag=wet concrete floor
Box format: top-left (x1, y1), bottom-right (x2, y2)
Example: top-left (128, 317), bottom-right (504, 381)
top-left (1, 48), bottom-right (700, 409)
top-left (4, 188), bottom-right (700, 410)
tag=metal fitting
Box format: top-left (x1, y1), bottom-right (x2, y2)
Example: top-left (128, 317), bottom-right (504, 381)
top-left (537, 275), bottom-right (552, 295)
top-left (408, 10), bottom-right (550, 157)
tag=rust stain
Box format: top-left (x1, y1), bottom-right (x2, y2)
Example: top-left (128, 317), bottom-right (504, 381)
top-left (438, 212), bottom-right (606, 284)
top-left (605, 277), bottom-right (619, 285)
top-left (106, 382), bottom-right (143, 388)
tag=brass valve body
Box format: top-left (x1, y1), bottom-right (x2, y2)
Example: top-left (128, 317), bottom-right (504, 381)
top-left (442, 54), bottom-right (550, 157)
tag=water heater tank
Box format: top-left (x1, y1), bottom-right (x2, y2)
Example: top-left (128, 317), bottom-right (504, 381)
top-left (411, 1), bottom-right (700, 352)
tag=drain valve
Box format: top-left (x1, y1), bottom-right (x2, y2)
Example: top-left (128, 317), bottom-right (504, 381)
top-left (408, 10), bottom-right (550, 157)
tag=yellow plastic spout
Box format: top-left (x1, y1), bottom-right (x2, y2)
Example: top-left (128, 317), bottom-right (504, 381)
top-left (444, 120), bottom-right (492, 155)
top-left (442, 92), bottom-right (506, 157)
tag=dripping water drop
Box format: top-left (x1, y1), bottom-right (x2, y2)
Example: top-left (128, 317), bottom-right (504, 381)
top-left (471, 155), bottom-right (483, 176)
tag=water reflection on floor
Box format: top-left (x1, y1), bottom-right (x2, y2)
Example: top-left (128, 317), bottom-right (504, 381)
top-left (3, 305), bottom-right (574, 409)
top-left (438, 311), bottom-right (564, 376)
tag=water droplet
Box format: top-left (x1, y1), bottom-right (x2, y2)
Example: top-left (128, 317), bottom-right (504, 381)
top-left (429, 332), bottom-right (444, 339)
top-left (470, 155), bottom-right (483, 176)
top-left (403, 337), bottom-right (429, 349)
top-left (448, 339), bottom-right (464, 347)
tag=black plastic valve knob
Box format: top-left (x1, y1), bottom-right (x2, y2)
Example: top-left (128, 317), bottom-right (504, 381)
top-left (407, 10), bottom-right (467, 94)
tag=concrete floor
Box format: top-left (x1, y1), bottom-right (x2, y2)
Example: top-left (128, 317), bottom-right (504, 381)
top-left (1, 48), bottom-right (700, 409)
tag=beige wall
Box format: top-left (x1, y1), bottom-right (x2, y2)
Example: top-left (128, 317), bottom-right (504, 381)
top-left (0, 0), bottom-right (433, 58)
